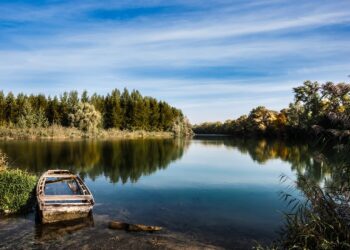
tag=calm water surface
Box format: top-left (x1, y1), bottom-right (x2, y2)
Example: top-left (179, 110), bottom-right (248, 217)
top-left (0, 137), bottom-right (332, 249)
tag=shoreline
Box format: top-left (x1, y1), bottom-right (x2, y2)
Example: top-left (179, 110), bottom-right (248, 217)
top-left (0, 126), bottom-right (175, 140)
top-left (193, 126), bottom-right (350, 144)
top-left (0, 213), bottom-right (223, 249)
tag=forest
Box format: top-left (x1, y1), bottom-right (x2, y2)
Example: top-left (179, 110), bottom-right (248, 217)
top-left (193, 81), bottom-right (350, 140)
top-left (0, 88), bottom-right (191, 136)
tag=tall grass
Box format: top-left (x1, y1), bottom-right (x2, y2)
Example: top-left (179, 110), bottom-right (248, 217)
top-left (256, 142), bottom-right (350, 250)
top-left (277, 174), bottom-right (350, 249)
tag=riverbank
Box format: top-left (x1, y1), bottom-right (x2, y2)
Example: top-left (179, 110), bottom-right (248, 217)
top-left (194, 126), bottom-right (350, 145)
top-left (0, 126), bottom-right (175, 140)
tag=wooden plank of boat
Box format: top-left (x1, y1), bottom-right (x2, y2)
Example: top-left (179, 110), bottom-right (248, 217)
top-left (36, 169), bottom-right (95, 224)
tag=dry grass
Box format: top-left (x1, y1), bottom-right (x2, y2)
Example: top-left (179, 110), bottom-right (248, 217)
top-left (100, 129), bottom-right (173, 139)
top-left (0, 126), bottom-right (174, 140)
top-left (0, 151), bottom-right (7, 171)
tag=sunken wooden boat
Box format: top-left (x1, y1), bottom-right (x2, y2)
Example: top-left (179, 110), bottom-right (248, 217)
top-left (37, 170), bottom-right (95, 224)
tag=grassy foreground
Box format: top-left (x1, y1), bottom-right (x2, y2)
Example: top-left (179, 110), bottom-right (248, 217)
top-left (0, 125), bottom-right (174, 140)
top-left (0, 152), bottom-right (37, 214)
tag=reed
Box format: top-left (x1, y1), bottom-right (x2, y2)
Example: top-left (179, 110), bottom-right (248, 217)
top-left (277, 174), bottom-right (350, 249)
top-left (256, 135), bottom-right (350, 250)
top-left (256, 174), bottom-right (350, 249)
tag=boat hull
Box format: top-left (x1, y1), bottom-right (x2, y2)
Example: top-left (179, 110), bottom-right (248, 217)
top-left (41, 205), bottom-right (93, 224)
top-left (37, 170), bottom-right (95, 224)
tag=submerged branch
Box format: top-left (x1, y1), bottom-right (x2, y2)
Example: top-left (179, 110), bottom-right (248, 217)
top-left (108, 220), bottom-right (162, 232)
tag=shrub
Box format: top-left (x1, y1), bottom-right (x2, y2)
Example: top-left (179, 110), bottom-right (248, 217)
top-left (69, 102), bottom-right (102, 132)
top-left (0, 168), bottom-right (37, 214)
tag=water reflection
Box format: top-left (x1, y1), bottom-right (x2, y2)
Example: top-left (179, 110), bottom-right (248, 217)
top-left (0, 139), bottom-right (189, 183)
top-left (195, 136), bottom-right (349, 188)
top-left (0, 137), bottom-right (347, 249)
top-left (0, 137), bottom-right (346, 187)
top-left (35, 215), bottom-right (94, 241)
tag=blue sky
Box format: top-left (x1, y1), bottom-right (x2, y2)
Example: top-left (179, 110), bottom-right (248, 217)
top-left (0, 0), bottom-right (349, 123)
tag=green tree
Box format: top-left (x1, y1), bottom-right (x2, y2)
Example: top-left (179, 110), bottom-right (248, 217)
top-left (103, 89), bottom-right (123, 129)
top-left (17, 97), bottom-right (35, 128)
top-left (5, 92), bottom-right (17, 126)
top-left (148, 98), bottom-right (160, 130)
top-left (47, 96), bottom-right (61, 125)
top-left (90, 93), bottom-right (105, 114)
top-left (68, 91), bottom-right (79, 110)
top-left (130, 90), bottom-right (145, 130)
top-left (120, 89), bottom-right (131, 129)
top-left (159, 102), bottom-right (175, 130)
top-left (81, 90), bottom-right (89, 103)
top-left (0, 92), bottom-right (6, 125)
top-left (293, 81), bottom-right (322, 125)
top-left (59, 92), bottom-right (69, 126)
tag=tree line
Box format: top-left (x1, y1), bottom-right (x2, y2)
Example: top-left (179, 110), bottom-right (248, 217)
top-left (0, 88), bottom-right (188, 133)
top-left (193, 81), bottom-right (350, 138)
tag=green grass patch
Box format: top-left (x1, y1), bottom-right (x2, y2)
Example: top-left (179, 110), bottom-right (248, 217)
top-left (0, 169), bottom-right (37, 214)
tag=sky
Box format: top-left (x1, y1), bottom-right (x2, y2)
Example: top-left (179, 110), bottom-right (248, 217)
top-left (0, 0), bottom-right (349, 123)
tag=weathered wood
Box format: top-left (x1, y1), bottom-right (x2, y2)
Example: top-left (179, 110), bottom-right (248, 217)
top-left (42, 174), bottom-right (76, 178)
top-left (40, 195), bottom-right (92, 201)
top-left (108, 220), bottom-right (162, 232)
top-left (36, 169), bottom-right (94, 224)
top-left (45, 177), bottom-right (73, 184)
top-left (128, 224), bottom-right (163, 232)
top-left (43, 203), bottom-right (93, 206)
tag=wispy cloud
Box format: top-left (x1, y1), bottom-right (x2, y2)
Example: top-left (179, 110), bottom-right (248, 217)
top-left (0, 0), bottom-right (349, 123)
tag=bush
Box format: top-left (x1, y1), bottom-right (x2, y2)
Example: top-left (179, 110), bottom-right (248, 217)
top-left (0, 168), bottom-right (37, 214)
top-left (69, 102), bottom-right (102, 132)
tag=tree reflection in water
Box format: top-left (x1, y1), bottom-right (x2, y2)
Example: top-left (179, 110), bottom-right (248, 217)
top-left (0, 139), bottom-right (189, 184)
top-left (195, 136), bottom-right (350, 189)
top-left (0, 137), bottom-right (347, 188)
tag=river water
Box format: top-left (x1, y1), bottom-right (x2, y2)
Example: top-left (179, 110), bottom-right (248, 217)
top-left (0, 137), bottom-right (335, 249)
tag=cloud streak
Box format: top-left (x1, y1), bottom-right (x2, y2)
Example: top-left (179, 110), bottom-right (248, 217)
top-left (0, 0), bottom-right (349, 123)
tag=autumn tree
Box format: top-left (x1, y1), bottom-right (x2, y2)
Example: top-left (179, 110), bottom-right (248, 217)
top-left (247, 106), bottom-right (278, 133)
